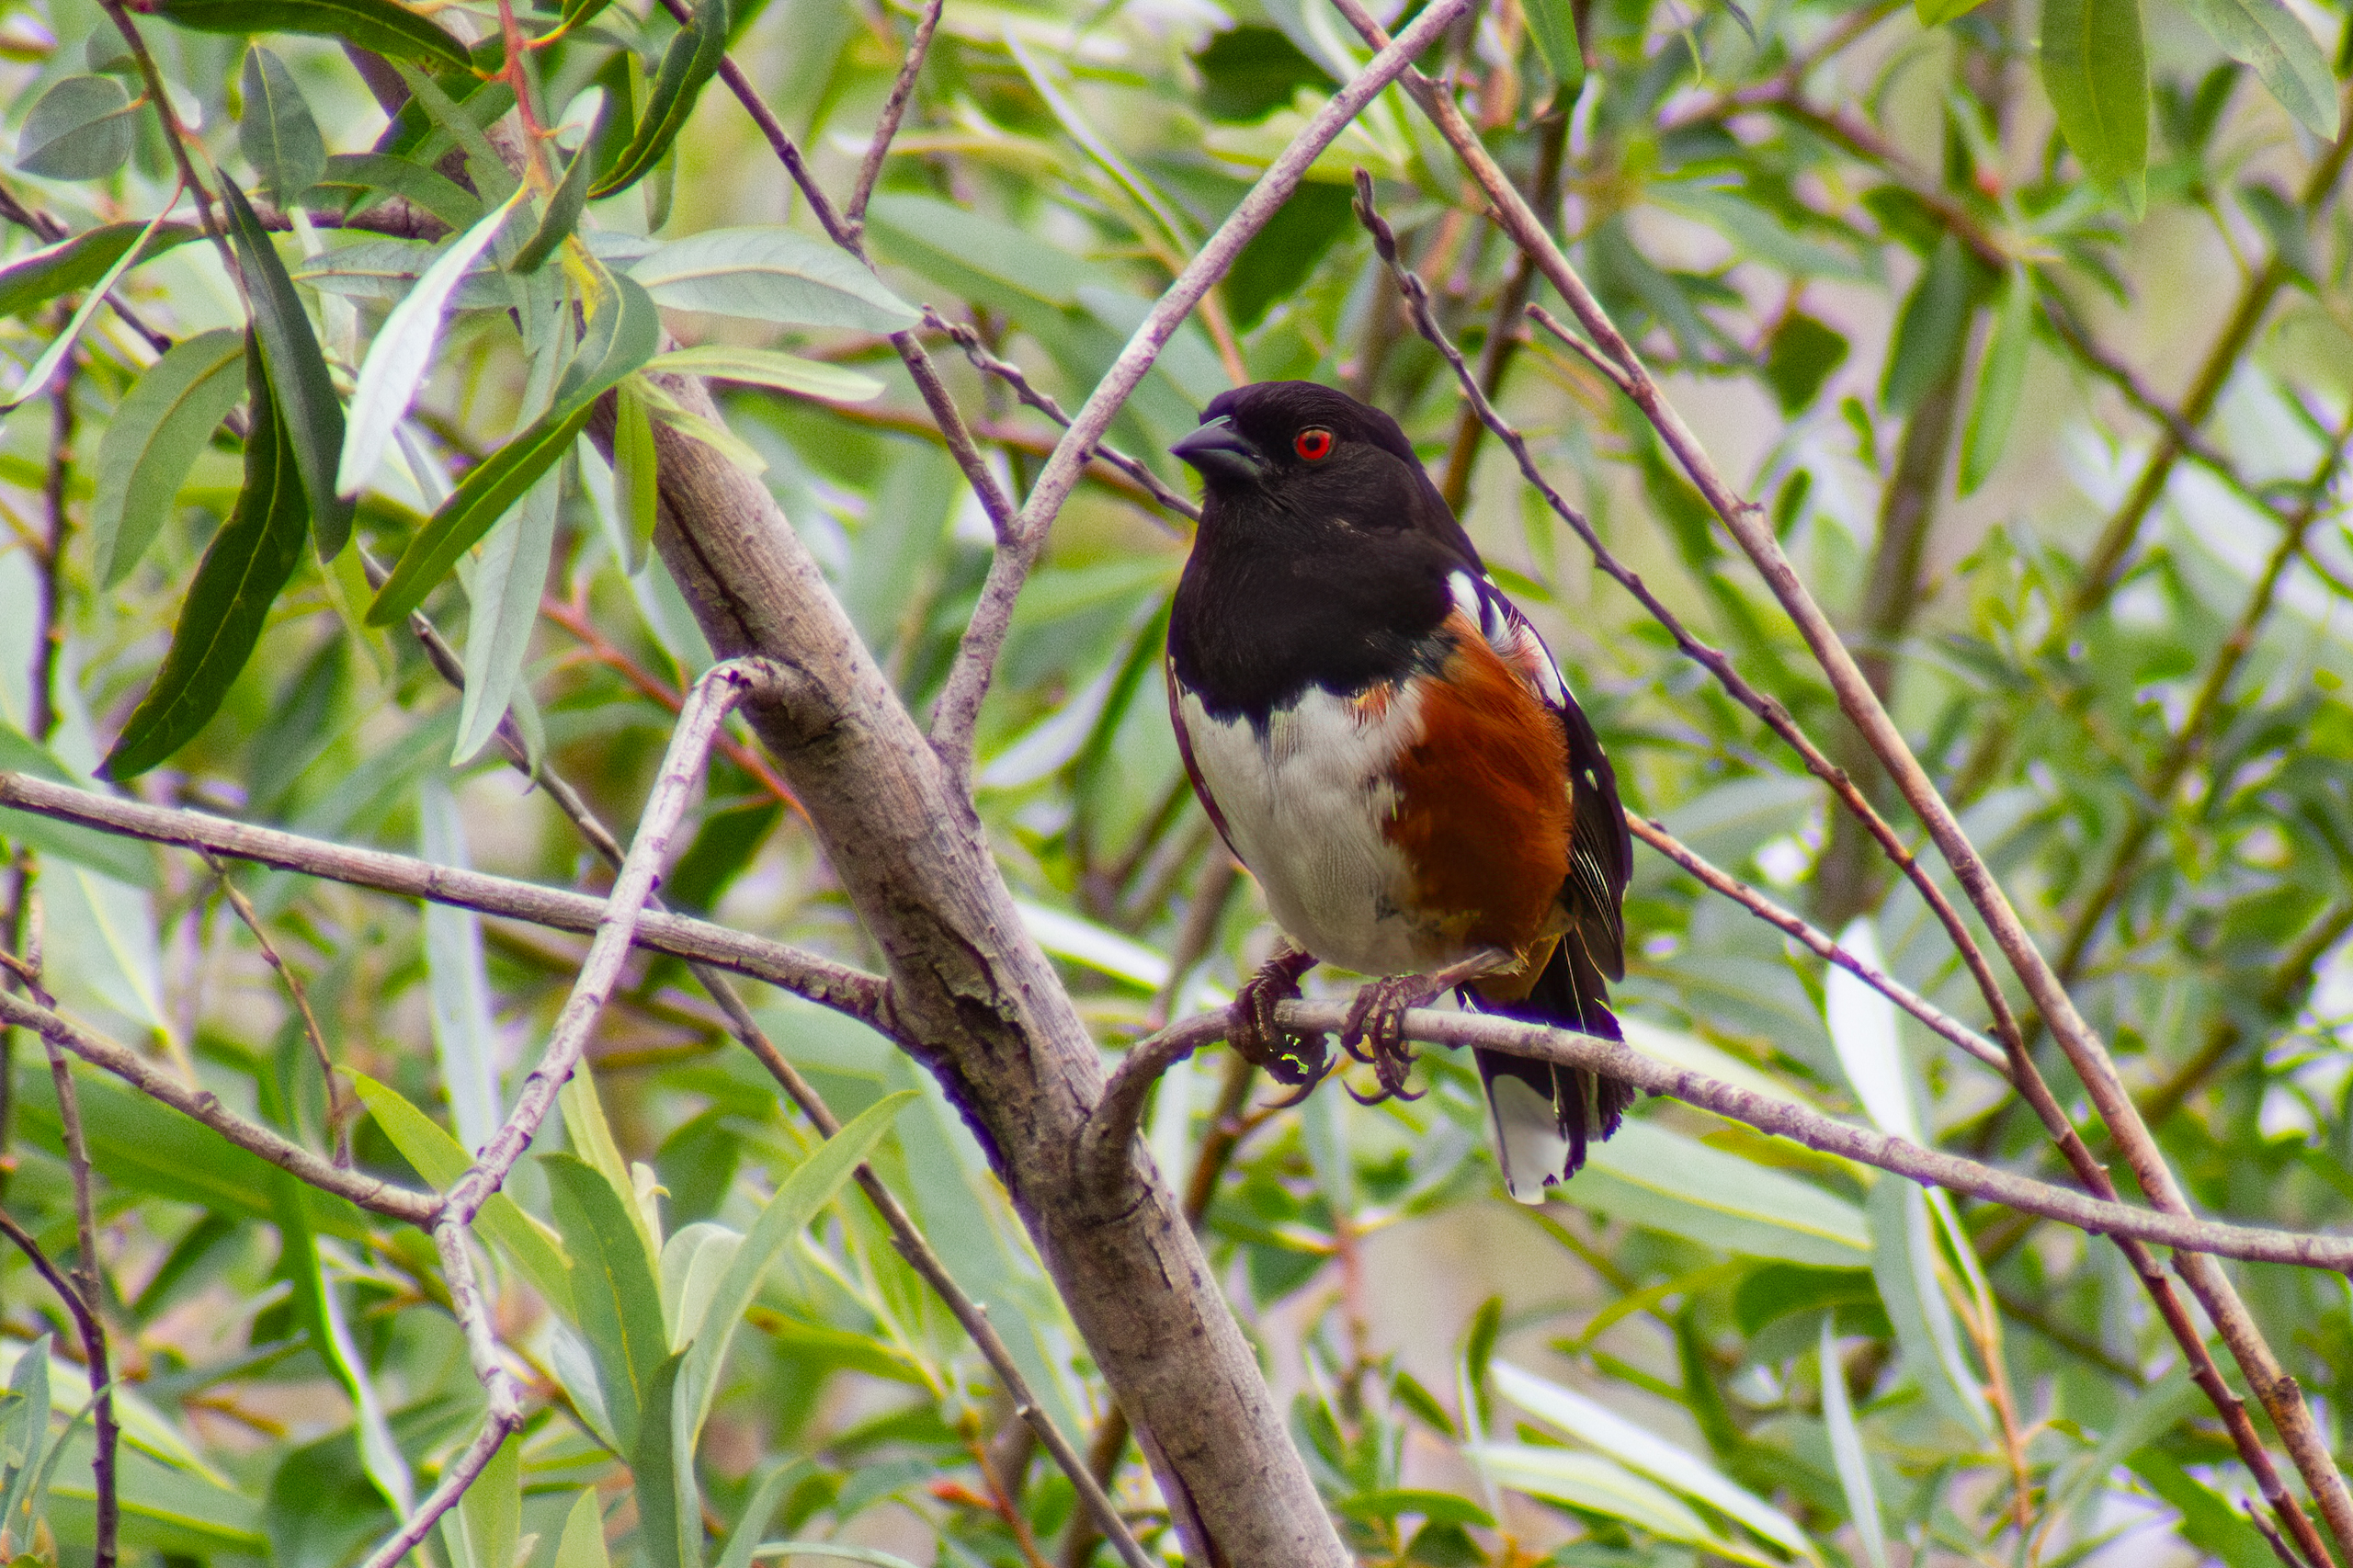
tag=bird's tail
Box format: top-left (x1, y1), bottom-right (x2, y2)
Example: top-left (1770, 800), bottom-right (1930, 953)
top-left (1465, 940), bottom-right (1634, 1204)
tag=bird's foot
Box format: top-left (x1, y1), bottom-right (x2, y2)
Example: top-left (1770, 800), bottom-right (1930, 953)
top-left (1340, 950), bottom-right (1513, 1104)
top-left (1229, 943), bottom-right (1327, 1086)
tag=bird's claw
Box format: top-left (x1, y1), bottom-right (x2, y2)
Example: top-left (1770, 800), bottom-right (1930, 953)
top-left (1339, 975), bottom-right (1440, 1103)
top-left (1229, 945), bottom-right (1327, 1086)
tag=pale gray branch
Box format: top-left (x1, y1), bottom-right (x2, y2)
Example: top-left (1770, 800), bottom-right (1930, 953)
top-left (0, 772), bottom-right (888, 1026)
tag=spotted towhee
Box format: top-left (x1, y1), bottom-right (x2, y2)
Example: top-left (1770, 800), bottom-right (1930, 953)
top-left (1165, 381), bottom-right (1632, 1202)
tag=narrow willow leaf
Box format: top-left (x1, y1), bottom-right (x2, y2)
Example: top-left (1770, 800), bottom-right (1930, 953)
top-left (315, 152), bottom-right (483, 232)
top-left (543, 1152), bottom-right (671, 1455)
top-left (1823, 916), bottom-right (1918, 1142)
top-left (1820, 1316), bottom-right (1893, 1568)
top-left (446, 1428), bottom-right (518, 1568)
top-left (452, 466), bottom-right (559, 764)
top-left (680, 1092), bottom-right (915, 1435)
top-left (629, 226), bottom-right (920, 332)
top-left (736, 1549), bottom-right (924, 1568)
top-left (2040, 0), bottom-right (2150, 195)
top-left (0, 206), bottom-right (176, 411)
top-left (2182, 0), bottom-right (2338, 139)
top-left (0, 1335), bottom-right (53, 1540)
top-left (419, 779), bottom-right (501, 1150)
top-left (1960, 266), bottom-right (2033, 495)
top-left (390, 61), bottom-right (519, 205)
top-left (347, 1072), bottom-right (574, 1314)
top-left (0, 220), bottom-right (199, 324)
top-left (92, 328), bottom-right (245, 588)
top-left (589, 0), bottom-right (727, 199)
top-left (339, 187), bottom-right (527, 497)
top-left (1915, 0), bottom-right (1989, 21)
top-left (1466, 1445), bottom-right (1769, 1562)
top-left (1881, 231), bottom-right (1972, 415)
top-left (563, 0), bottom-right (619, 27)
top-left (221, 176), bottom-right (354, 557)
top-left (552, 1488), bottom-right (612, 1568)
top-left (642, 345), bottom-right (884, 402)
top-left (367, 271), bottom-right (658, 624)
top-left (713, 1461), bottom-right (812, 1568)
top-left (613, 379), bottom-right (658, 572)
top-left (1574, 1120), bottom-right (1870, 1267)
top-left (16, 74), bottom-right (137, 179)
top-left (1522, 0), bottom-right (1584, 89)
top-left (238, 47), bottom-right (326, 203)
top-left (150, 0), bottom-right (470, 70)
top-left (103, 337), bottom-right (308, 780)
top-left (631, 1351), bottom-right (699, 1568)
top-left (511, 131), bottom-right (600, 275)
top-left (1494, 1362), bottom-right (1822, 1563)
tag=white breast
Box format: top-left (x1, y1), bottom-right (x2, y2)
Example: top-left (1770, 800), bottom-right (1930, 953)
top-left (1175, 682), bottom-right (1442, 978)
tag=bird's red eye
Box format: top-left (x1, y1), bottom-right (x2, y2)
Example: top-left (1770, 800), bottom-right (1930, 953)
top-left (1294, 427), bottom-right (1334, 460)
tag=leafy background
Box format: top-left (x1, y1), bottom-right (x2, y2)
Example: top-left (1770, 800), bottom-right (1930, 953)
top-left (1, 0), bottom-right (2351, 1562)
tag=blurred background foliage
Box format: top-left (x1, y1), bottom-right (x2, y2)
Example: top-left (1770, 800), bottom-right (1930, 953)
top-left (1, 0), bottom-right (2352, 1561)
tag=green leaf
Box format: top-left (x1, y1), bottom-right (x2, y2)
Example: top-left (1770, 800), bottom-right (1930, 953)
top-left (1222, 179), bottom-right (1355, 333)
top-left (443, 1428), bottom-right (519, 1568)
top-left (613, 379), bottom-right (658, 573)
top-left (631, 1351), bottom-right (701, 1568)
top-left (627, 227), bottom-right (918, 333)
top-left (452, 465), bottom-right (559, 764)
top-left (367, 269), bottom-right (658, 624)
top-left (1761, 312), bottom-right (1848, 415)
top-left (0, 221), bottom-right (200, 324)
top-left (1865, 1182), bottom-right (1992, 1437)
top-left (15, 75), bottom-right (137, 180)
top-left (714, 1461), bottom-right (810, 1568)
top-left (103, 335), bottom-right (310, 780)
top-left (679, 1091), bottom-right (915, 1436)
top-left (0, 1336), bottom-right (53, 1542)
top-left (1523, 0), bottom-right (1583, 90)
top-left (1332, 1491), bottom-right (1495, 1528)
top-left (339, 187), bottom-right (528, 497)
top-left (1466, 1444), bottom-right (1775, 1563)
top-left (1915, 0), bottom-right (1989, 23)
top-left (553, 1488), bottom-right (613, 1568)
top-left (92, 327), bottom-right (246, 588)
top-left (2126, 1449), bottom-right (2281, 1568)
top-left (733, 1548), bottom-right (922, 1568)
top-left (512, 131), bottom-right (600, 275)
top-left (1960, 266), bottom-right (2033, 495)
top-left (149, 0), bottom-right (471, 71)
top-left (1190, 27), bottom-right (1327, 122)
top-left (1572, 1120), bottom-right (1871, 1267)
top-left (238, 47), bottom-right (326, 204)
top-left (2182, 0), bottom-right (2338, 140)
top-left (221, 176), bottom-right (355, 559)
top-left (2040, 0), bottom-right (2150, 199)
top-left (1, 207), bottom-right (178, 411)
top-left (347, 1073), bottom-right (574, 1316)
top-left (1819, 1315), bottom-right (1891, 1568)
top-left (315, 152), bottom-right (484, 232)
top-left (642, 345), bottom-right (884, 403)
top-left (1494, 1362), bottom-right (1821, 1563)
top-left (590, 0), bottom-right (728, 199)
top-left (1881, 231), bottom-right (1972, 415)
top-left (543, 1152), bottom-right (671, 1455)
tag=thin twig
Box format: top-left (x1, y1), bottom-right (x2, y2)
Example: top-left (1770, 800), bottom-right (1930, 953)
top-left (0, 987), bottom-right (437, 1224)
top-left (0, 774), bottom-right (888, 1023)
top-left (847, 0), bottom-right (946, 233)
top-left (0, 1202), bottom-right (119, 1565)
top-left (1126, 1000), bottom-right (2353, 1270)
top-left (923, 308), bottom-right (1199, 521)
top-left (436, 660), bottom-right (791, 1228)
top-left (924, 0), bottom-right (1477, 784)
top-left (203, 852), bottom-right (353, 1166)
top-left (356, 1411), bottom-right (521, 1568)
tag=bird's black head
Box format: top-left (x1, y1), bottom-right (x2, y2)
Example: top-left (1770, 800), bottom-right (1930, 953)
top-left (1169, 381), bottom-right (1421, 494)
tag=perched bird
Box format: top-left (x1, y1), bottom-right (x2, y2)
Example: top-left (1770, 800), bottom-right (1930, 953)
top-left (1165, 381), bottom-right (1633, 1202)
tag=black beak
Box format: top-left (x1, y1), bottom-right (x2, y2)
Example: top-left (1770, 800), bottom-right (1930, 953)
top-left (1170, 417), bottom-right (1268, 483)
